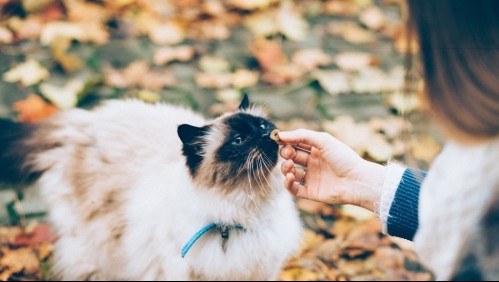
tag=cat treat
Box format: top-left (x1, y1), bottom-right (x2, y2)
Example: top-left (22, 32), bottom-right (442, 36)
top-left (270, 129), bottom-right (280, 141)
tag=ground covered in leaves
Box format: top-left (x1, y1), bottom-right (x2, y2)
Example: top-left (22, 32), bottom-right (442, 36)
top-left (0, 0), bottom-right (438, 280)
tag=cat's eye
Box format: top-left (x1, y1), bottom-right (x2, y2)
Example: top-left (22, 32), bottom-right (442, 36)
top-left (232, 136), bottom-right (243, 145)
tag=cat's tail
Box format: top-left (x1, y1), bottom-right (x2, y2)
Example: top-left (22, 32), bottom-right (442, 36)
top-left (0, 118), bottom-right (52, 185)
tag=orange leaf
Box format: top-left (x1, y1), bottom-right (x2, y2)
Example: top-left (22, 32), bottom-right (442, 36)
top-left (249, 39), bottom-right (287, 72)
top-left (13, 94), bottom-right (58, 123)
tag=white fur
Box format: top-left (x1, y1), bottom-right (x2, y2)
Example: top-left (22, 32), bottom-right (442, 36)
top-left (35, 100), bottom-right (302, 280)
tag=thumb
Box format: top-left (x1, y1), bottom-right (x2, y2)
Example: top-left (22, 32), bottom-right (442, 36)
top-left (278, 129), bottom-right (332, 150)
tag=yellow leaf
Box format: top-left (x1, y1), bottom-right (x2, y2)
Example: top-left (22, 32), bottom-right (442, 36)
top-left (51, 36), bottom-right (83, 73)
top-left (228, 0), bottom-right (276, 10)
top-left (280, 268), bottom-right (320, 281)
top-left (0, 248), bottom-right (40, 274)
top-left (199, 56), bottom-right (231, 73)
top-left (231, 69), bottom-right (259, 89)
top-left (149, 21), bottom-right (185, 45)
top-left (22, 0), bottom-right (53, 12)
top-left (136, 90), bottom-right (160, 103)
top-left (3, 60), bottom-right (50, 87)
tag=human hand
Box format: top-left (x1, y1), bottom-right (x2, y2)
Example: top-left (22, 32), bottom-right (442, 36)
top-left (278, 129), bottom-right (387, 212)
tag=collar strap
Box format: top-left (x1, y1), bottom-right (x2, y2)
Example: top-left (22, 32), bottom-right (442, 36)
top-left (181, 223), bottom-right (245, 258)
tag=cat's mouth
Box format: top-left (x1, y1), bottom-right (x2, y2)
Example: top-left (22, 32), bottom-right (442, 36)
top-left (246, 140), bottom-right (279, 179)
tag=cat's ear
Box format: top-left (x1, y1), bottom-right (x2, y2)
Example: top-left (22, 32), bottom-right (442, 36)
top-left (177, 124), bottom-right (208, 145)
top-left (178, 124), bottom-right (210, 176)
top-left (238, 94), bottom-right (250, 110)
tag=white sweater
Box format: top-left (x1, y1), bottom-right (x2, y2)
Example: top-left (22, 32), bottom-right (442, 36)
top-left (379, 137), bottom-right (499, 280)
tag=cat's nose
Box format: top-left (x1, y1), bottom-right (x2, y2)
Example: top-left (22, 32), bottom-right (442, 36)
top-left (261, 125), bottom-right (276, 138)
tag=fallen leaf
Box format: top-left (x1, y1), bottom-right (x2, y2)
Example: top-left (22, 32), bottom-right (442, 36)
top-left (323, 0), bottom-right (359, 16)
top-left (334, 52), bottom-right (377, 72)
top-left (0, 226), bottom-right (22, 245)
top-left (387, 92), bottom-right (422, 114)
top-left (328, 21), bottom-right (377, 44)
top-left (14, 224), bottom-right (57, 247)
top-left (153, 45), bottom-right (196, 65)
top-left (140, 69), bottom-right (177, 90)
top-left (0, 248), bottom-right (40, 274)
top-left (365, 133), bottom-right (393, 162)
top-left (313, 70), bottom-right (350, 95)
top-left (300, 229), bottom-right (325, 253)
top-left (22, 0), bottom-right (53, 12)
top-left (249, 39), bottom-right (287, 72)
top-left (149, 21), bottom-right (185, 45)
top-left (37, 242), bottom-right (54, 261)
top-left (215, 88), bottom-right (241, 103)
top-left (262, 64), bottom-right (305, 85)
top-left (104, 61), bottom-right (176, 90)
top-left (3, 60), bottom-right (50, 87)
top-left (39, 78), bottom-right (87, 109)
top-left (12, 94), bottom-right (59, 123)
top-left (231, 69), bottom-right (259, 89)
top-left (296, 199), bottom-right (324, 215)
top-left (7, 16), bottom-right (44, 41)
top-left (280, 267), bottom-right (320, 281)
top-left (0, 26), bottom-right (13, 43)
top-left (291, 49), bottom-right (332, 72)
top-left (50, 36), bottom-right (83, 73)
top-left (341, 205), bottom-right (375, 220)
top-left (228, 0), bottom-right (276, 10)
top-left (196, 19), bottom-right (230, 40)
top-left (199, 56), bottom-right (231, 73)
top-left (135, 90), bottom-right (160, 103)
top-left (244, 11), bottom-right (279, 38)
top-left (40, 21), bottom-right (86, 45)
top-left (359, 6), bottom-right (385, 30)
top-left (276, 1), bottom-right (309, 41)
top-left (195, 72), bottom-right (232, 89)
top-left (64, 0), bottom-right (109, 23)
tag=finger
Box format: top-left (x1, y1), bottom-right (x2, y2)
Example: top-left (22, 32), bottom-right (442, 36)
top-left (292, 149), bottom-right (310, 167)
top-left (280, 145), bottom-right (296, 160)
top-left (284, 173), bottom-right (308, 199)
top-left (278, 129), bottom-right (331, 150)
top-left (280, 160), bottom-right (295, 176)
top-left (284, 173), bottom-right (300, 196)
top-left (292, 166), bottom-right (306, 183)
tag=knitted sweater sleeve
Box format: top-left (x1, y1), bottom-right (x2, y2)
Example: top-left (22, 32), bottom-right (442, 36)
top-left (378, 163), bottom-right (427, 241)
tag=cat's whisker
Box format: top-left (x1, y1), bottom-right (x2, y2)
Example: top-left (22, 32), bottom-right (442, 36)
top-left (258, 153), bottom-right (274, 196)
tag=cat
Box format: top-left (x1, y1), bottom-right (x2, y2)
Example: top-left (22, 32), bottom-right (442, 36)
top-left (0, 95), bottom-right (302, 280)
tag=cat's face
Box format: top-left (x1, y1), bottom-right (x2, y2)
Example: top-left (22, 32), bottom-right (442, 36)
top-left (178, 95), bottom-right (279, 192)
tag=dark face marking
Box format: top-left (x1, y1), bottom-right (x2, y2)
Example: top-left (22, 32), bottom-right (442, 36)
top-left (178, 124), bottom-right (211, 176)
top-left (215, 113), bottom-right (278, 185)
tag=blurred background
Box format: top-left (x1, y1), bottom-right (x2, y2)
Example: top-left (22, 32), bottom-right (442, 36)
top-left (0, 0), bottom-right (438, 280)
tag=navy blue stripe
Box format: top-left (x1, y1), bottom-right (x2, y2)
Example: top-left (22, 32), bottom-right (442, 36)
top-left (387, 168), bottom-right (426, 241)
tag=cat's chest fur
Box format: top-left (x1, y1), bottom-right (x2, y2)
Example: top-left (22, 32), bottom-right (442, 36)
top-left (34, 99), bottom-right (302, 280)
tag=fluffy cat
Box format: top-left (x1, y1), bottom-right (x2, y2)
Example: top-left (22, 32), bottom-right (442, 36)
top-left (0, 95), bottom-right (302, 280)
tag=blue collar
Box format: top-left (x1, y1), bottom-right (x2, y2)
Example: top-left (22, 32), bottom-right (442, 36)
top-left (181, 223), bottom-right (245, 258)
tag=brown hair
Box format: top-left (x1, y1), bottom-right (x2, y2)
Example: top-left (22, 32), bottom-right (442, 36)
top-left (407, 0), bottom-right (499, 140)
